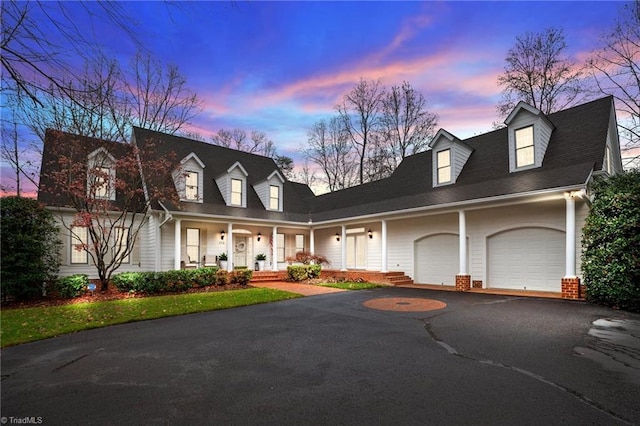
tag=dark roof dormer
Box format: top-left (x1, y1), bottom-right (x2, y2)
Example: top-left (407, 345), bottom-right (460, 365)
top-left (215, 161), bottom-right (249, 207)
top-left (429, 129), bottom-right (473, 187)
top-left (253, 170), bottom-right (285, 211)
top-left (504, 102), bottom-right (555, 173)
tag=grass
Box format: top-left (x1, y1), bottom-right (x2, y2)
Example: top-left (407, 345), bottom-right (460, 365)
top-left (318, 282), bottom-right (384, 290)
top-left (0, 288), bottom-right (300, 348)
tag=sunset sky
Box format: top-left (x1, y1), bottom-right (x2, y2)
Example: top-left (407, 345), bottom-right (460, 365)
top-left (1, 1), bottom-right (626, 194)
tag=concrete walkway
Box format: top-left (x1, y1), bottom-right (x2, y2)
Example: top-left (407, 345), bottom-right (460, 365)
top-left (250, 281), bottom-right (347, 296)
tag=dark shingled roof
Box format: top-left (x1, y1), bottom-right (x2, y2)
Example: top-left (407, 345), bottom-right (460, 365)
top-left (309, 96), bottom-right (612, 221)
top-left (133, 127), bottom-right (316, 222)
top-left (38, 96), bottom-right (613, 224)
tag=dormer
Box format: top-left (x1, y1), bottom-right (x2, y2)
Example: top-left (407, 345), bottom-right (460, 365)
top-left (505, 102), bottom-right (555, 173)
top-left (87, 147), bottom-right (116, 200)
top-left (429, 129), bottom-right (473, 187)
top-left (602, 100), bottom-right (623, 176)
top-left (254, 170), bottom-right (285, 211)
top-left (172, 153), bottom-right (205, 203)
top-left (215, 161), bottom-right (249, 208)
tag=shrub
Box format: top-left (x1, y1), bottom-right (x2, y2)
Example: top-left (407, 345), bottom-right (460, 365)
top-left (229, 269), bottom-right (253, 286)
top-left (1, 197), bottom-right (61, 300)
top-left (215, 269), bottom-right (229, 286)
top-left (582, 171), bottom-right (640, 312)
top-left (112, 267), bottom-right (221, 294)
top-left (54, 274), bottom-right (89, 298)
top-left (287, 264), bottom-right (321, 281)
top-left (285, 251), bottom-right (330, 266)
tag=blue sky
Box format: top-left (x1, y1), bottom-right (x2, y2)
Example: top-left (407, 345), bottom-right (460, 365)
top-left (1, 1), bottom-right (625, 195)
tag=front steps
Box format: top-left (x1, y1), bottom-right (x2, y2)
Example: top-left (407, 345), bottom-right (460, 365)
top-left (249, 269), bottom-right (414, 286)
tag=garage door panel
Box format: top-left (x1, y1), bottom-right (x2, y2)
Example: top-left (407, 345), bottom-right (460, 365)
top-left (415, 234), bottom-right (459, 285)
top-left (488, 228), bottom-right (564, 292)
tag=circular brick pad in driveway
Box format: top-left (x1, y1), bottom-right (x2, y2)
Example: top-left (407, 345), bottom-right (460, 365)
top-left (363, 297), bottom-right (447, 312)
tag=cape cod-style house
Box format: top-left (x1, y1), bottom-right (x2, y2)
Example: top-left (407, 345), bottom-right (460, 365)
top-left (38, 96), bottom-right (623, 299)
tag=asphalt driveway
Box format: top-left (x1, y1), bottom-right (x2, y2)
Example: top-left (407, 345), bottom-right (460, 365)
top-left (2, 287), bottom-right (639, 425)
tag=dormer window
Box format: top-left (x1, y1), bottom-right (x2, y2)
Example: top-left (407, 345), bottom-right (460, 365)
top-left (185, 171), bottom-right (199, 201)
top-left (437, 150), bottom-right (451, 184)
top-left (270, 185), bottom-right (280, 210)
top-left (87, 148), bottom-right (116, 200)
top-left (173, 153), bottom-right (205, 203)
top-left (515, 126), bottom-right (535, 168)
top-left (231, 178), bottom-right (243, 206)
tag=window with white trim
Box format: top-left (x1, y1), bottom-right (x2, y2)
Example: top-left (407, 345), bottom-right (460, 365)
top-left (269, 185), bottom-right (280, 210)
top-left (277, 233), bottom-right (285, 262)
top-left (295, 234), bottom-right (304, 254)
top-left (515, 126), bottom-right (535, 168)
top-left (231, 178), bottom-right (243, 206)
top-left (437, 149), bottom-right (451, 184)
top-left (71, 226), bottom-right (88, 264)
top-left (113, 227), bottom-right (130, 264)
top-left (185, 171), bottom-right (199, 201)
top-left (186, 228), bottom-right (200, 265)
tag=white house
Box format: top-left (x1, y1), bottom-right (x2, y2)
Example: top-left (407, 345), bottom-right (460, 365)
top-left (38, 96), bottom-right (623, 299)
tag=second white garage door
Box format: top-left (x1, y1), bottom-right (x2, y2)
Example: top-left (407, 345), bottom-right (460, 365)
top-left (415, 234), bottom-right (460, 285)
top-left (487, 227), bottom-right (565, 292)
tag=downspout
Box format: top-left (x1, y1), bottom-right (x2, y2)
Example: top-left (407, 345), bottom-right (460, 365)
top-left (158, 201), bottom-right (173, 227)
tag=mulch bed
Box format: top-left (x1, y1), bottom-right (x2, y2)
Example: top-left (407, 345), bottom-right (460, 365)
top-left (1, 282), bottom-right (251, 310)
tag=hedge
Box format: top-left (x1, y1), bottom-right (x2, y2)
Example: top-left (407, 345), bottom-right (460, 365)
top-left (287, 264), bottom-right (321, 281)
top-left (112, 267), bottom-right (221, 294)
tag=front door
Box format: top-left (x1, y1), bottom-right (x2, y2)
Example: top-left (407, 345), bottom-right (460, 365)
top-left (346, 234), bottom-right (366, 269)
top-left (234, 235), bottom-right (248, 268)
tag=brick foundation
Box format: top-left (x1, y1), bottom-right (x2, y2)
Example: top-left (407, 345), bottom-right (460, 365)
top-left (561, 277), bottom-right (581, 299)
top-left (472, 280), bottom-right (483, 289)
top-left (455, 275), bottom-right (471, 292)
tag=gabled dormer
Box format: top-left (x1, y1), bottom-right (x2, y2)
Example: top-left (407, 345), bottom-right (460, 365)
top-left (429, 129), bottom-right (473, 187)
top-left (505, 102), bottom-right (555, 173)
top-left (254, 170), bottom-right (285, 211)
top-left (602, 99), bottom-right (623, 176)
top-left (87, 147), bottom-right (116, 200)
top-left (215, 161), bottom-right (249, 208)
top-left (172, 152), bottom-right (205, 202)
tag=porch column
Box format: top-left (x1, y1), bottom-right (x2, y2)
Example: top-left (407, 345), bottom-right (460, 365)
top-left (562, 193), bottom-right (581, 299)
top-left (174, 219), bottom-right (181, 270)
top-left (226, 222), bottom-right (233, 272)
top-left (272, 226), bottom-right (278, 271)
top-left (455, 210), bottom-right (471, 291)
top-left (340, 225), bottom-right (347, 271)
top-left (381, 220), bottom-right (388, 272)
top-left (309, 228), bottom-right (315, 254)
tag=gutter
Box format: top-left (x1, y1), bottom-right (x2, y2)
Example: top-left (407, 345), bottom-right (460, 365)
top-left (158, 201), bottom-right (173, 227)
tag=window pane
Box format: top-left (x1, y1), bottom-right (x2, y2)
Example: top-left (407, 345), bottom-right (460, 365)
top-left (114, 228), bottom-right (130, 263)
top-left (185, 172), bottom-right (198, 200)
top-left (277, 233), bottom-right (285, 262)
top-left (269, 185), bottom-right (279, 210)
top-left (437, 150), bottom-right (450, 167)
top-left (71, 226), bottom-right (88, 264)
top-left (515, 126), bottom-right (533, 149)
top-left (295, 234), bottom-right (304, 253)
top-left (516, 146), bottom-right (535, 167)
top-left (438, 166), bottom-right (451, 184)
top-left (231, 179), bottom-right (242, 205)
top-left (186, 228), bottom-right (200, 264)
top-left (93, 167), bottom-right (110, 198)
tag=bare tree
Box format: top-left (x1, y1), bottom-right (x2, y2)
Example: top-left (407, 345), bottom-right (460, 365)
top-left (381, 81), bottom-right (438, 169)
top-left (587, 0), bottom-right (640, 164)
top-left (1, 111), bottom-right (38, 195)
top-left (303, 117), bottom-right (358, 192)
top-left (336, 78), bottom-right (385, 185)
top-left (1, 1), bottom-right (140, 106)
top-left (497, 27), bottom-right (585, 117)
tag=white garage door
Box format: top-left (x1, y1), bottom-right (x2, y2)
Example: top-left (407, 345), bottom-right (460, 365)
top-left (487, 228), bottom-right (564, 291)
top-left (415, 234), bottom-right (459, 285)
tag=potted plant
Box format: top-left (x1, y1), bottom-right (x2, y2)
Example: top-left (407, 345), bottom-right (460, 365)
top-left (255, 253), bottom-right (267, 271)
top-left (219, 252), bottom-right (228, 270)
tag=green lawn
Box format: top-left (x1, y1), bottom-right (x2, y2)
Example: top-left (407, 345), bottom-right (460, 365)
top-left (318, 282), bottom-right (384, 290)
top-left (1, 288), bottom-right (300, 347)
